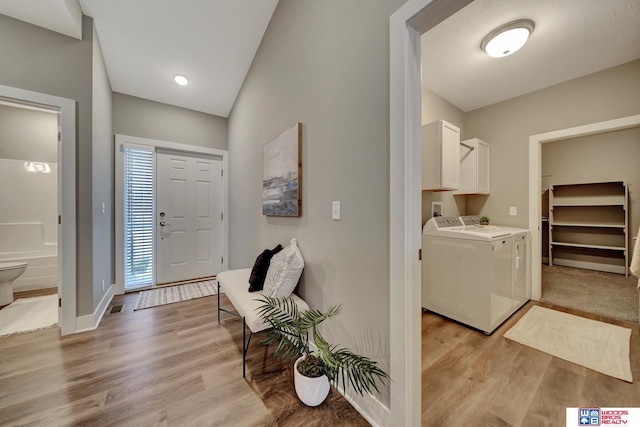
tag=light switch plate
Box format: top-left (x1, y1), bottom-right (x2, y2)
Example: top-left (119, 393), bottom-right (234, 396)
top-left (509, 206), bottom-right (517, 216)
top-left (332, 201), bottom-right (340, 220)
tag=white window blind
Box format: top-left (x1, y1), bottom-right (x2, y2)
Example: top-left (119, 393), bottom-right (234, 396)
top-left (124, 146), bottom-right (155, 289)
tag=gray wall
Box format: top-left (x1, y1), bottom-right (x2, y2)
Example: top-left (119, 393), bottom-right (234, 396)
top-left (464, 59), bottom-right (640, 227)
top-left (227, 0), bottom-right (407, 404)
top-left (112, 92), bottom-right (228, 150)
top-left (0, 14), bottom-right (96, 315)
top-left (0, 105), bottom-right (58, 163)
top-left (92, 26), bottom-right (113, 308)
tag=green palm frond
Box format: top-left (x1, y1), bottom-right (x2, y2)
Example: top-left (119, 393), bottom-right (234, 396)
top-left (256, 296), bottom-right (389, 397)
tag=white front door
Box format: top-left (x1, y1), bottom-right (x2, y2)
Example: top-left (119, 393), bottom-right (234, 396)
top-left (156, 150), bottom-right (223, 284)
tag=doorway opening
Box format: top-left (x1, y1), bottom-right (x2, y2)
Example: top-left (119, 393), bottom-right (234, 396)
top-left (0, 84), bottom-right (77, 335)
top-left (0, 101), bottom-right (59, 303)
top-left (529, 115), bottom-right (640, 322)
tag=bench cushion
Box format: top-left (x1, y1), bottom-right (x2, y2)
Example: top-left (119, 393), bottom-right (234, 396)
top-left (217, 268), bottom-right (310, 333)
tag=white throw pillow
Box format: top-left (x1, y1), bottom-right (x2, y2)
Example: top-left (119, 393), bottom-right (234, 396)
top-left (263, 238), bottom-right (304, 298)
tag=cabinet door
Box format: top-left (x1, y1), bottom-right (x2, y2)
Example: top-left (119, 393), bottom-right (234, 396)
top-left (440, 122), bottom-right (460, 190)
top-left (477, 141), bottom-right (490, 194)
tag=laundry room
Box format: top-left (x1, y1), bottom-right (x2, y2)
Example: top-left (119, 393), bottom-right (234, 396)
top-left (419, 0), bottom-right (640, 326)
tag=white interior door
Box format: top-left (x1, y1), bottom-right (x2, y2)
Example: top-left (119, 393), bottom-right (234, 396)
top-left (156, 150), bottom-right (222, 284)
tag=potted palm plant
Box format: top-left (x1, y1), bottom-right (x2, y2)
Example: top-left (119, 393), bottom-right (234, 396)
top-left (256, 296), bottom-right (389, 407)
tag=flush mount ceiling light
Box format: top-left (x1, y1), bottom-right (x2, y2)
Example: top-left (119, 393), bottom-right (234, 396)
top-left (173, 75), bottom-right (189, 86)
top-left (481, 19), bottom-right (535, 58)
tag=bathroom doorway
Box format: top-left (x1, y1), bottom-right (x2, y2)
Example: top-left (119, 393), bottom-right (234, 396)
top-left (0, 100), bottom-right (59, 292)
top-left (0, 84), bottom-right (77, 335)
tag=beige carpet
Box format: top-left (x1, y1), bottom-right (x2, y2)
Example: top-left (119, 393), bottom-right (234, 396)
top-left (504, 305), bottom-right (633, 382)
top-left (542, 265), bottom-right (638, 322)
top-left (0, 294), bottom-right (58, 338)
top-left (134, 280), bottom-right (219, 310)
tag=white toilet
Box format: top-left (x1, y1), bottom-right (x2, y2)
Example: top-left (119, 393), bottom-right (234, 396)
top-left (0, 262), bottom-right (28, 306)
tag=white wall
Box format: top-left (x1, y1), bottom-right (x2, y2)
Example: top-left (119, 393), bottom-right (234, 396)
top-left (0, 105), bottom-right (58, 252)
top-left (0, 159), bottom-right (58, 247)
top-left (0, 104), bottom-right (58, 163)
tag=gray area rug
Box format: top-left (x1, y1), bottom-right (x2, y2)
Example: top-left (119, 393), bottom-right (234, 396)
top-left (505, 305), bottom-right (632, 382)
top-left (541, 265), bottom-right (638, 323)
top-left (134, 280), bottom-right (219, 311)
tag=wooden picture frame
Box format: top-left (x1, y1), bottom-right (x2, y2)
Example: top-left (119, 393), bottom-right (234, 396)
top-left (262, 123), bottom-right (302, 216)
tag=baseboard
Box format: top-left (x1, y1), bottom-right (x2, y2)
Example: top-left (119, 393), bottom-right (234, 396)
top-left (75, 284), bottom-right (114, 333)
top-left (308, 342), bottom-right (390, 426)
top-left (335, 383), bottom-right (390, 427)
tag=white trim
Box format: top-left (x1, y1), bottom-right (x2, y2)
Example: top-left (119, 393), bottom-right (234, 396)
top-left (389, 8), bottom-right (422, 427)
top-left (76, 284), bottom-right (114, 332)
top-left (528, 114), bottom-right (640, 301)
top-left (389, 1), bottom-right (474, 424)
top-left (308, 342), bottom-right (390, 426)
top-left (0, 84), bottom-right (77, 336)
top-left (114, 134), bottom-right (229, 294)
top-left (335, 385), bottom-right (389, 427)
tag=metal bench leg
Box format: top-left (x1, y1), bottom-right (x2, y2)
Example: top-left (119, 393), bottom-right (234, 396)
top-left (217, 281), bottom-right (221, 324)
top-left (242, 317), bottom-right (253, 379)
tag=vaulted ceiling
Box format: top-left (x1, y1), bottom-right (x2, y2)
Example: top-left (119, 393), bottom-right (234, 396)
top-left (1, 1), bottom-right (639, 117)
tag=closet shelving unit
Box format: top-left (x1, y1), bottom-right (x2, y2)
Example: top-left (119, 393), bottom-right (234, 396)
top-left (549, 180), bottom-right (628, 276)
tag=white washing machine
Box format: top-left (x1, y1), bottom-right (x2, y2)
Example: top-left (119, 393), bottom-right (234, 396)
top-left (421, 216), bottom-right (530, 334)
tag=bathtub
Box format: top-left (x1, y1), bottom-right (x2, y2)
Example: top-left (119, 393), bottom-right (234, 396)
top-left (0, 223), bottom-right (58, 292)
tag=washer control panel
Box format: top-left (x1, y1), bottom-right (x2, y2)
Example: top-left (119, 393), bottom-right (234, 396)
top-left (460, 216), bottom-right (480, 226)
top-left (424, 216), bottom-right (464, 233)
top-left (434, 216), bottom-right (464, 228)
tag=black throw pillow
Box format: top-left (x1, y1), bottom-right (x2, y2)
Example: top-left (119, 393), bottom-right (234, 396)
top-left (248, 244), bottom-right (283, 292)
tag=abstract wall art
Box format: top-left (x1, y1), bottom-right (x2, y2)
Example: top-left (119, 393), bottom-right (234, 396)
top-left (263, 123), bottom-right (302, 216)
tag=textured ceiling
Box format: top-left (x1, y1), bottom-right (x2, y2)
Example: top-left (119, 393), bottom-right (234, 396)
top-left (421, 0), bottom-right (640, 112)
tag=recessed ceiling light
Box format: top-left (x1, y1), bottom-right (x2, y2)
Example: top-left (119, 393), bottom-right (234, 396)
top-left (174, 75), bottom-right (189, 86)
top-left (481, 19), bottom-right (535, 58)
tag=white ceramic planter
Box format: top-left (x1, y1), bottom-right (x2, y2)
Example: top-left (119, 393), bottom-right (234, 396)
top-left (293, 356), bottom-right (330, 407)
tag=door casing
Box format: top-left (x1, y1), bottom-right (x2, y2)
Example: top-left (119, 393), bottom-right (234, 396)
top-left (114, 134), bottom-right (228, 294)
top-left (0, 84), bottom-right (77, 335)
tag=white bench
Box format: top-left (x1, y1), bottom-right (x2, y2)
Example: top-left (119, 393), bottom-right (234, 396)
top-left (216, 268), bottom-right (310, 377)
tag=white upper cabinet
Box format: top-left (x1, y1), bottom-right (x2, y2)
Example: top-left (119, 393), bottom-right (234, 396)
top-left (422, 119), bottom-right (460, 191)
top-left (454, 138), bottom-right (490, 195)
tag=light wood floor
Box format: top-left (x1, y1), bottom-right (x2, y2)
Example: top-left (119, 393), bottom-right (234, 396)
top-left (422, 301), bottom-right (640, 426)
top-left (0, 292), bottom-right (367, 426)
top-left (3, 293), bottom-right (640, 426)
